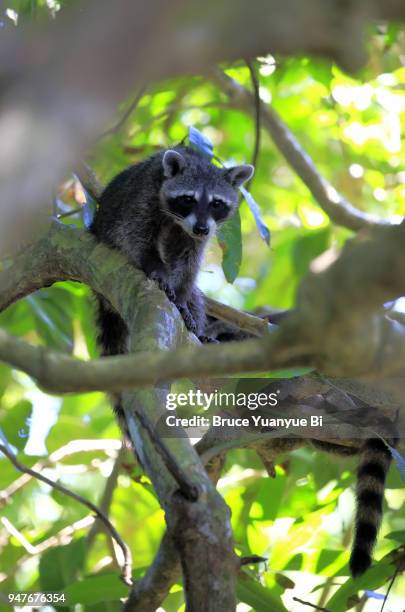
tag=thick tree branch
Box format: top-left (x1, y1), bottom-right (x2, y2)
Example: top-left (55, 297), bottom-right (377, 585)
top-left (124, 427), bottom-right (227, 611)
top-left (210, 69), bottom-right (391, 232)
top-left (288, 222), bottom-right (405, 376)
top-left (1, 222), bottom-right (405, 394)
top-left (205, 297), bottom-right (271, 337)
top-left (0, 221), bottom-right (243, 602)
top-left (0, 221), bottom-right (241, 608)
top-left (0, 327), bottom-right (281, 394)
top-left (136, 410), bottom-right (199, 501)
top-left (123, 533), bottom-right (180, 612)
top-left (118, 291), bottom-right (238, 608)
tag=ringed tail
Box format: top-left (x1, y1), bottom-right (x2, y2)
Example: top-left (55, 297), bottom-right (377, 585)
top-left (350, 438), bottom-right (392, 577)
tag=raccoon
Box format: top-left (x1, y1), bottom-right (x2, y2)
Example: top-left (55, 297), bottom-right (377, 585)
top-left (89, 145), bottom-right (253, 416)
top-left (91, 145), bottom-right (253, 345)
top-left (206, 315), bottom-right (395, 577)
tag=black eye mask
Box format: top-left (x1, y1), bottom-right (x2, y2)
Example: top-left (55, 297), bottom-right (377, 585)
top-left (167, 196), bottom-right (196, 218)
top-left (210, 199), bottom-right (230, 222)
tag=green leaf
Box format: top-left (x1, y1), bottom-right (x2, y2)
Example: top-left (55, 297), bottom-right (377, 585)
top-left (217, 210), bottom-right (242, 283)
top-left (0, 400), bottom-right (32, 451)
top-left (384, 530), bottom-right (405, 545)
top-left (237, 572), bottom-right (287, 612)
top-left (292, 229), bottom-right (330, 277)
top-left (27, 288), bottom-right (74, 353)
top-left (0, 364), bottom-right (12, 401)
top-left (306, 59), bottom-right (333, 88)
top-left (255, 472), bottom-right (287, 521)
top-left (245, 367), bottom-right (315, 379)
top-left (274, 573), bottom-right (295, 590)
top-left (62, 573), bottom-right (130, 605)
top-left (40, 538), bottom-right (86, 607)
top-left (384, 23), bottom-right (400, 46)
top-left (283, 554), bottom-right (303, 571)
top-left (316, 549), bottom-right (343, 573)
top-left (326, 559), bottom-right (396, 612)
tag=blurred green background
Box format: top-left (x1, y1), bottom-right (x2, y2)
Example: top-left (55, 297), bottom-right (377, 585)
top-left (0, 2), bottom-right (404, 611)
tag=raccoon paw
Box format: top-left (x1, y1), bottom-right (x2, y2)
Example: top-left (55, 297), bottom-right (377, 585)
top-left (149, 271), bottom-right (176, 302)
top-left (176, 303), bottom-right (198, 334)
top-left (198, 335), bottom-right (219, 344)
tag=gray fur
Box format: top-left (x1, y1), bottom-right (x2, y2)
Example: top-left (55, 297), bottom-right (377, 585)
top-left (90, 145), bottom-right (253, 341)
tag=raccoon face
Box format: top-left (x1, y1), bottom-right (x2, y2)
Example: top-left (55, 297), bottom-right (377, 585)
top-left (160, 149), bottom-right (254, 240)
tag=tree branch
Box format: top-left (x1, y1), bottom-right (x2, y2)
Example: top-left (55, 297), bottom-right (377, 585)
top-left (86, 444), bottom-right (126, 549)
top-left (245, 59), bottom-right (261, 188)
top-left (0, 442), bottom-right (133, 586)
top-left (2, 0), bottom-right (405, 249)
top-left (292, 596), bottom-right (331, 612)
top-left (0, 327), bottom-right (281, 394)
top-left (210, 69), bottom-right (391, 232)
top-left (97, 87), bottom-right (147, 141)
top-left (136, 410), bottom-right (199, 501)
top-left (120, 350), bottom-right (238, 606)
top-left (1, 220), bottom-right (404, 606)
top-left (123, 532), bottom-right (180, 612)
top-left (205, 296), bottom-right (272, 337)
top-left (0, 214), bottom-right (240, 607)
top-left (0, 439), bottom-right (121, 501)
top-left (1, 222), bottom-right (405, 394)
top-left (3, 516), bottom-right (96, 581)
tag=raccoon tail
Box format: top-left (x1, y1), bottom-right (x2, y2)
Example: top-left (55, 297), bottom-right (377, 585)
top-left (95, 294), bottom-right (129, 428)
top-left (349, 438), bottom-right (392, 577)
top-left (95, 294), bottom-right (128, 358)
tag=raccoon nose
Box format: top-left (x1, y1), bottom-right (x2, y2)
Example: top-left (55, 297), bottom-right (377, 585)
top-left (193, 224), bottom-right (209, 236)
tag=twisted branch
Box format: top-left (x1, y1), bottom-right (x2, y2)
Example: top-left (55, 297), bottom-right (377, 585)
top-left (210, 69), bottom-right (391, 232)
top-left (0, 442), bottom-right (133, 586)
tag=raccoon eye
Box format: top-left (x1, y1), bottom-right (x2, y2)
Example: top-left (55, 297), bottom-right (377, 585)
top-left (211, 198), bottom-right (225, 209)
top-left (168, 195), bottom-right (195, 218)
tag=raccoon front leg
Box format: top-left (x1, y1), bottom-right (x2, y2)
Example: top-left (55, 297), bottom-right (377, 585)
top-left (149, 271), bottom-right (197, 333)
top-left (141, 251), bottom-right (176, 302)
top-left (176, 302), bottom-right (198, 335)
top-left (188, 287), bottom-right (217, 343)
top-left (149, 270), bottom-right (176, 302)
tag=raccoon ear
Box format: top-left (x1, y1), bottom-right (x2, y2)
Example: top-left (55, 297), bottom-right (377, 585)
top-left (162, 150), bottom-right (185, 178)
top-left (224, 164), bottom-right (254, 188)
